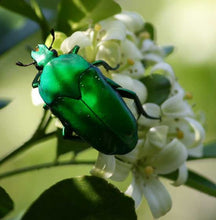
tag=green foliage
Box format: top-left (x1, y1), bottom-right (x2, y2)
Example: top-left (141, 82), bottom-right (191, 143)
top-left (188, 142), bottom-right (216, 160)
top-left (0, 0), bottom-right (50, 40)
top-left (22, 176), bottom-right (137, 220)
top-left (163, 169), bottom-right (216, 197)
top-left (57, 0), bottom-right (121, 35)
top-left (143, 22), bottom-right (155, 40)
top-left (0, 186), bottom-right (14, 218)
top-left (141, 74), bottom-right (171, 105)
top-left (162, 45), bottom-right (174, 57)
top-left (0, 99), bottom-right (11, 109)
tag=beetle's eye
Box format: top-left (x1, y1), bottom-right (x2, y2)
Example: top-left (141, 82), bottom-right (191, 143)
top-left (35, 46), bottom-right (39, 52)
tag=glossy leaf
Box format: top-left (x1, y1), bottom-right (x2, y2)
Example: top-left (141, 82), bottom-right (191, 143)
top-left (0, 99), bottom-right (11, 109)
top-left (0, 186), bottom-right (14, 218)
top-left (163, 169), bottom-right (216, 197)
top-left (140, 74), bottom-right (171, 105)
top-left (22, 176), bottom-right (136, 220)
top-left (56, 129), bottom-right (91, 158)
top-left (57, 0), bottom-right (121, 35)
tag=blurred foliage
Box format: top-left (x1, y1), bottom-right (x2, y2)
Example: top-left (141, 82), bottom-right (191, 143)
top-left (22, 176), bottom-right (136, 220)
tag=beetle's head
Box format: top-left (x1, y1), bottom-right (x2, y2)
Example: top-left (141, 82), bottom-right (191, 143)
top-left (31, 44), bottom-right (57, 68)
top-left (16, 29), bottom-right (58, 70)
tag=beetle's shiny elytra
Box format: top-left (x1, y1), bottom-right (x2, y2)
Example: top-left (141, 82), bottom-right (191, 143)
top-left (16, 30), bottom-right (159, 155)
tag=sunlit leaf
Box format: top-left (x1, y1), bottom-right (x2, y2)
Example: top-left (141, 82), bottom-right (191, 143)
top-left (56, 129), bottom-right (91, 158)
top-left (0, 186), bottom-right (14, 218)
top-left (140, 74), bottom-right (171, 105)
top-left (57, 0), bottom-right (121, 35)
top-left (22, 176), bottom-right (136, 220)
top-left (162, 169), bottom-right (216, 197)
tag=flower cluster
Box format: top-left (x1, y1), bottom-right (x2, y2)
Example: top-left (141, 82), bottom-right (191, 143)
top-left (34, 11), bottom-right (205, 218)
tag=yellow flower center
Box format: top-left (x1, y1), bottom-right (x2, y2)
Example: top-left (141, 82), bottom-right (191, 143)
top-left (94, 24), bottom-right (102, 31)
top-left (144, 166), bottom-right (154, 177)
top-left (176, 128), bottom-right (184, 139)
top-left (185, 92), bottom-right (193, 99)
top-left (127, 58), bottom-right (135, 65)
top-left (139, 31), bottom-right (151, 39)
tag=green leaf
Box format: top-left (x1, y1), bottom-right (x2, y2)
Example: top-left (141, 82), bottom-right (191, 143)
top-left (0, 0), bottom-right (50, 39)
top-left (162, 45), bottom-right (174, 57)
top-left (203, 142), bottom-right (216, 158)
top-left (0, 99), bottom-right (11, 109)
top-left (140, 74), bottom-right (171, 105)
top-left (0, 186), bottom-right (14, 218)
top-left (57, 0), bottom-right (121, 35)
top-left (22, 176), bottom-right (136, 220)
top-left (188, 142), bottom-right (216, 160)
top-left (163, 169), bottom-right (216, 197)
top-left (143, 22), bottom-right (155, 40)
top-left (56, 129), bottom-right (91, 158)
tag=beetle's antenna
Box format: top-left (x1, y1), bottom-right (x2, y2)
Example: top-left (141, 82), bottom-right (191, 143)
top-left (16, 61), bottom-right (36, 67)
top-left (48, 29), bottom-right (55, 50)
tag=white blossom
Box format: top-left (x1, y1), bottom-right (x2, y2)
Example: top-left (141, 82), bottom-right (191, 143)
top-left (38, 10), bottom-right (206, 219)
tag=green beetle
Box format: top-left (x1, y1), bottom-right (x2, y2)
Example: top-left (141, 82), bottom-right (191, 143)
top-left (17, 30), bottom-right (159, 155)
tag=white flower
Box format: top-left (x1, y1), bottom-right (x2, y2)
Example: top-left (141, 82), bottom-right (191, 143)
top-left (55, 10), bottom-right (206, 219)
top-left (92, 127), bottom-right (188, 218)
top-left (31, 88), bottom-right (44, 106)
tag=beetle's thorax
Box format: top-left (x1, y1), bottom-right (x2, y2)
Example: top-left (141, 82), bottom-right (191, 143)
top-left (31, 44), bottom-right (56, 68)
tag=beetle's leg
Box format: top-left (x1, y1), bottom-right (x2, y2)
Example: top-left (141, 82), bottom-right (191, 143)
top-left (62, 125), bottom-right (73, 138)
top-left (62, 125), bottom-right (82, 140)
top-left (69, 45), bottom-right (80, 54)
top-left (92, 60), bottom-right (119, 71)
top-left (115, 87), bottom-right (161, 120)
top-left (32, 72), bottom-right (41, 88)
top-left (104, 77), bottom-right (121, 89)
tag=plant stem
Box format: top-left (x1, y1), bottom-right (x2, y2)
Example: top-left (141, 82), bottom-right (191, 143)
top-left (0, 160), bottom-right (95, 180)
top-left (0, 131), bottom-right (56, 166)
top-left (0, 110), bottom-right (55, 166)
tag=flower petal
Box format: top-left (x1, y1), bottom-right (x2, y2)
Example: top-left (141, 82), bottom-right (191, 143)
top-left (100, 20), bottom-right (126, 41)
top-left (31, 88), bottom-right (44, 105)
top-left (115, 11), bottom-right (144, 32)
top-left (118, 139), bottom-right (145, 163)
top-left (152, 138), bottom-right (188, 174)
top-left (138, 103), bottom-right (161, 127)
top-left (120, 61), bottom-right (145, 79)
top-left (121, 39), bottom-right (143, 61)
top-left (112, 74), bottom-right (147, 104)
top-left (150, 62), bottom-right (175, 85)
top-left (125, 175), bottom-right (143, 208)
top-left (60, 31), bottom-right (91, 53)
top-left (161, 93), bottom-right (193, 117)
top-left (90, 153), bottom-right (115, 178)
top-left (172, 163), bottom-right (188, 186)
top-left (110, 158), bottom-right (131, 181)
top-left (188, 144), bottom-right (203, 157)
top-left (139, 126), bottom-right (168, 158)
top-left (147, 126), bottom-right (169, 149)
top-left (185, 117), bottom-right (205, 149)
top-left (96, 41), bottom-right (121, 67)
top-left (142, 177), bottom-right (172, 218)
